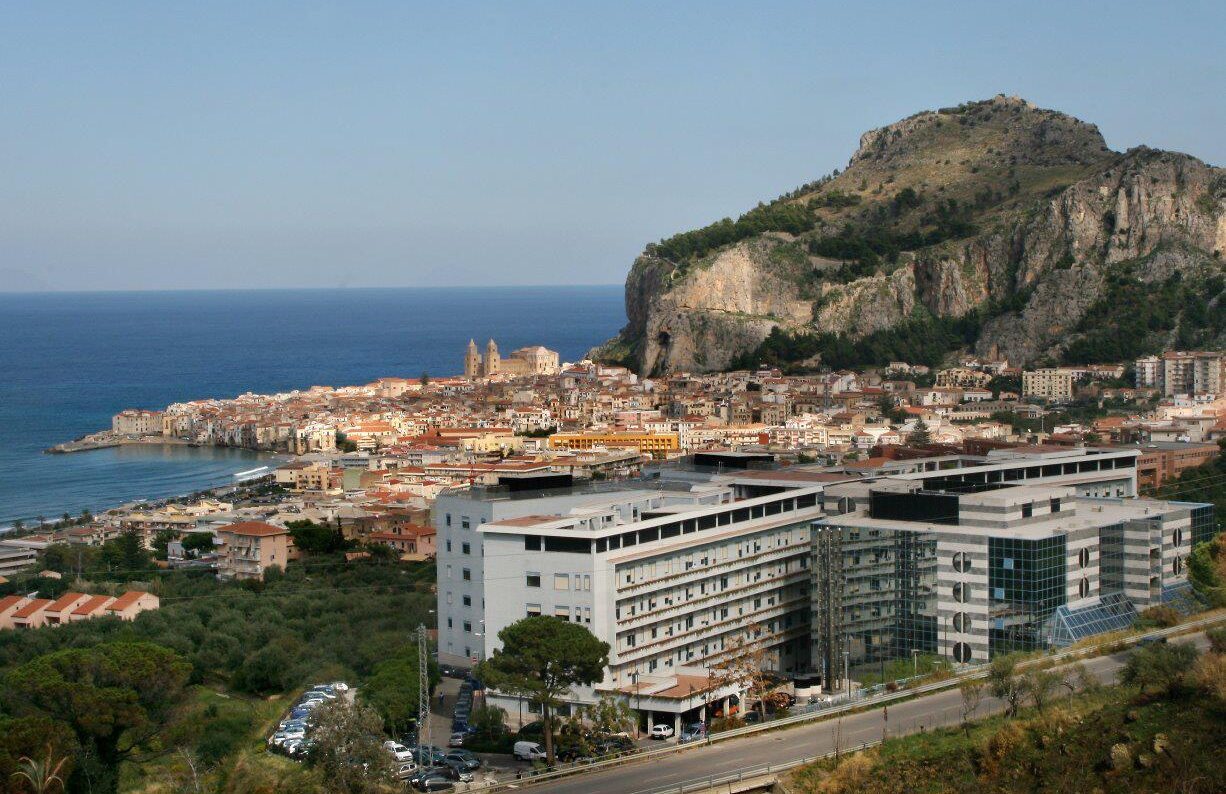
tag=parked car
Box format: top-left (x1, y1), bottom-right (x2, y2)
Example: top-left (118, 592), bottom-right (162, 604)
top-left (437, 759), bottom-right (475, 782)
top-left (679, 722), bottom-right (706, 743)
top-left (408, 770), bottom-right (455, 792)
top-left (649, 724), bottom-right (675, 739)
top-left (443, 750), bottom-right (480, 771)
top-left (513, 741), bottom-right (546, 762)
top-left (394, 761), bottom-right (419, 781)
top-left (383, 741), bottom-right (415, 762)
top-left (743, 711), bottom-right (762, 724)
top-left (410, 746), bottom-right (447, 766)
top-left (447, 732), bottom-right (465, 748)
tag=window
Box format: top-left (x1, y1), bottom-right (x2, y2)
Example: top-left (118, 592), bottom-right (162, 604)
top-left (528, 701), bottom-right (542, 714)
top-left (462, 542), bottom-right (471, 555)
top-left (445, 514), bottom-right (452, 527)
top-left (1173, 528), bottom-right (1183, 547)
top-left (953, 642), bottom-right (972, 663)
top-left (953, 582), bottom-right (968, 603)
top-left (526, 573), bottom-right (541, 588)
top-left (953, 612), bottom-right (968, 632)
top-left (1174, 556), bottom-right (1184, 575)
top-left (554, 574), bottom-right (570, 591)
top-left (447, 617), bottom-right (453, 628)
top-left (1079, 548), bottom-right (1090, 568)
top-left (463, 621), bottom-right (472, 633)
top-left (526, 603), bottom-right (542, 616)
top-left (582, 575), bottom-right (591, 591)
top-left (446, 564), bottom-right (452, 579)
top-left (461, 516), bottom-right (471, 529)
top-left (1022, 503), bottom-right (1033, 518)
top-left (952, 552), bottom-right (970, 573)
top-left (1078, 577), bottom-right (1090, 598)
top-left (525, 535), bottom-right (541, 551)
top-left (462, 595), bottom-right (471, 607)
top-left (462, 568), bottom-right (471, 581)
top-left (1050, 498), bottom-right (1061, 513)
top-left (445, 539), bottom-right (452, 552)
top-left (555, 606), bottom-right (570, 619)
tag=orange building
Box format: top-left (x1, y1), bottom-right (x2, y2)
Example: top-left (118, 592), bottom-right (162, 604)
top-left (217, 521), bottom-right (292, 581)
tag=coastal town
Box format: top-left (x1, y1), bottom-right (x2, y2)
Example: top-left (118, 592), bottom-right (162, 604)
top-left (5, 344), bottom-right (1222, 587)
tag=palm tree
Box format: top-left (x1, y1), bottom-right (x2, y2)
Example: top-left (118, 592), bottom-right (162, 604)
top-left (10, 745), bottom-right (69, 793)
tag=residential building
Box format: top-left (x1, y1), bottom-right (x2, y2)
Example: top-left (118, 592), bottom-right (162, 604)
top-left (1021, 368), bottom-right (1074, 401)
top-left (0, 590), bottom-right (158, 631)
top-left (216, 521), bottom-right (291, 581)
top-left (112, 409), bottom-right (163, 435)
top-left (549, 431), bottom-right (680, 456)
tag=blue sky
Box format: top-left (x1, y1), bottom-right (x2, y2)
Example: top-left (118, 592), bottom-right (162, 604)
top-left (1, 1), bottom-right (1222, 292)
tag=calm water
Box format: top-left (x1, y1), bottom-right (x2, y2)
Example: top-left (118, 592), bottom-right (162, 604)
top-left (0, 286), bottom-right (624, 526)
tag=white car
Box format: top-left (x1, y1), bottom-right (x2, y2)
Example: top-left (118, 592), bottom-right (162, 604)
top-left (331, 681), bottom-right (351, 692)
top-left (383, 741), bottom-right (415, 762)
top-left (649, 724), bottom-right (675, 739)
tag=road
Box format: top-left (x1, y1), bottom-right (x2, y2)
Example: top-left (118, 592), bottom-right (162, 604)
top-left (506, 633), bottom-right (1208, 794)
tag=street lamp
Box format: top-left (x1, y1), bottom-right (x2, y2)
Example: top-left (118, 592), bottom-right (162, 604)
top-left (911, 648), bottom-right (920, 678)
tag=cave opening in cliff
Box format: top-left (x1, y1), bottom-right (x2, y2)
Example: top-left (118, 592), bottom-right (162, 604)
top-left (657, 331), bottom-right (671, 347)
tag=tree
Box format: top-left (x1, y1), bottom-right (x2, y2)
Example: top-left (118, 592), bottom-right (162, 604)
top-left (151, 530), bottom-right (179, 561)
top-left (1120, 642), bottom-right (1199, 695)
top-left (306, 699), bottom-right (394, 794)
top-left (181, 532), bottom-right (216, 555)
top-left (1188, 534), bottom-right (1226, 608)
top-left (476, 616), bottom-right (609, 765)
top-left (987, 653), bottom-right (1027, 717)
top-left (419, 371), bottom-right (430, 387)
top-left (958, 680), bottom-right (985, 735)
top-left (907, 419), bottom-right (932, 446)
top-left (287, 520), bottom-right (347, 554)
top-left (360, 648), bottom-right (426, 737)
top-left (713, 622), bottom-right (775, 721)
top-left (9, 744), bottom-right (69, 794)
top-left (583, 694), bottom-right (636, 737)
top-left (3, 642), bottom-right (191, 794)
top-left (467, 705), bottom-right (509, 742)
top-left (1021, 668), bottom-right (1061, 713)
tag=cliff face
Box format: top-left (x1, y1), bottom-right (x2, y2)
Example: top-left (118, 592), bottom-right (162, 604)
top-left (595, 96), bottom-right (1225, 374)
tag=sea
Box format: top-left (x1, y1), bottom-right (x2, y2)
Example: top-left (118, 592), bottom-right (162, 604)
top-left (0, 286), bottom-right (625, 527)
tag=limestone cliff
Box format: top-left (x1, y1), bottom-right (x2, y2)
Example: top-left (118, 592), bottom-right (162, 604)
top-left (594, 96), bottom-right (1225, 374)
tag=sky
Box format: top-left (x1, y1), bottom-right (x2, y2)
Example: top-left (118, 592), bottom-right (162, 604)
top-left (1, 1), bottom-right (1223, 293)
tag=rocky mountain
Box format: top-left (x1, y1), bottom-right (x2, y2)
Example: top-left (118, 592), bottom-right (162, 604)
top-left (594, 96), bottom-right (1225, 375)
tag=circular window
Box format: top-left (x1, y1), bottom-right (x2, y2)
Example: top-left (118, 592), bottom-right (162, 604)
top-left (1173, 556), bottom-right (1183, 575)
top-left (953, 642), bottom-right (972, 663)
top-left (953, 612), bottom-right (968, 632)
top-left (953, 582), bottom-right (968, 603)
top-left (1173, 528), bottom-right (1183, 547)
top-left (952, 552), bottom-right (969, 573)
top-left (1078, 577), bottom-right (1090, 598)
top-left (1078, 548), bottom-right (1090, 569)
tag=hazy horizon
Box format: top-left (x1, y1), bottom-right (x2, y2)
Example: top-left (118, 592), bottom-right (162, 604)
top-left (3, 1), bottom-right (1223, 293)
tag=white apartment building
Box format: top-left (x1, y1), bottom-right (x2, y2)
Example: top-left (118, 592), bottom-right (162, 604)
top-left (436, 471), bottom-right (827, 730)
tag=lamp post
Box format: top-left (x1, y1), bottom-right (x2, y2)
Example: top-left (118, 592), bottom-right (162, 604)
top-left (911, 648), bottom-right (919, 678)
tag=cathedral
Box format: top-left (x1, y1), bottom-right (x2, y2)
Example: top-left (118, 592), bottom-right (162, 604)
top-left (464, 339), bottom-right (560, 379)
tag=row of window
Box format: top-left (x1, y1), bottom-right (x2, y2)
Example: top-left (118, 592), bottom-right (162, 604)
top-left (525, 572), bottom-right (592, 591)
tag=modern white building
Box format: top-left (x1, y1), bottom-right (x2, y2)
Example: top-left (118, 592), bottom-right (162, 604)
top-left (811, 478), bottom-right (1214, 684)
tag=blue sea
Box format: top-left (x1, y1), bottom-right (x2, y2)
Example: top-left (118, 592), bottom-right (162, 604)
top-left (0, 286), bottom-right (624, 526)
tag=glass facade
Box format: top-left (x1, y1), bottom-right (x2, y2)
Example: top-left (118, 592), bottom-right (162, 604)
top-left (988, 535), bottom-right (1067, 655)
top-left (812, 524), bottom-right (938, 685)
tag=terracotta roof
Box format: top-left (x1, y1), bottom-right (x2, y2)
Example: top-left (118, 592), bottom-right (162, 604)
top-left (0, 594), bottom-right (26, 613)
top-left (105, 591), bottom-right (152, 612)
top-left (72, 594), bottom-right (114, 616)
top-left (221, 521), bottom-right (287, 537)
top-left (12, 598), bottom-right (52, 619)
top-left (495, 514), bottom-right (563, 527)
top-left (45, 592), bottom-right (86, 613)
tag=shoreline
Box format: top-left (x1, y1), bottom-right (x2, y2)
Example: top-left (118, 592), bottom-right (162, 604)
top-left (6, 446), bottom-right (285, 532)
top-left (45, 431), bottom-right (197, 454)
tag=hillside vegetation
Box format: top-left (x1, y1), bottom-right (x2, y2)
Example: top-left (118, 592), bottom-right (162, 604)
top-left (785, 634), bottom-right (1226, 794)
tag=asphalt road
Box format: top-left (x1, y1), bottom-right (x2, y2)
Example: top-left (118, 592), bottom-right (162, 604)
top-left (509, 633), bottom-right (1208, 794)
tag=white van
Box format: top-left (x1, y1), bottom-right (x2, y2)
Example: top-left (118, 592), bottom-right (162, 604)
top-left (513, 741), bottom-right (546, 762)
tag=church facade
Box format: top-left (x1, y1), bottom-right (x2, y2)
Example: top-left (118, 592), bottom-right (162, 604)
top-left (464, 339), bottom-right (560, 379)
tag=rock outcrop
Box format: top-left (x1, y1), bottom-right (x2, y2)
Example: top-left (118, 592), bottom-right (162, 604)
top-left (594, 96), bottom-right (1225, 374)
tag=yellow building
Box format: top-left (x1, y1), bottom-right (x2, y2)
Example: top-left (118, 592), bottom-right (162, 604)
top-left (1022, 368), bottom-right (1075, 401)
top-left (548, 431), bottom-right (679, 456)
